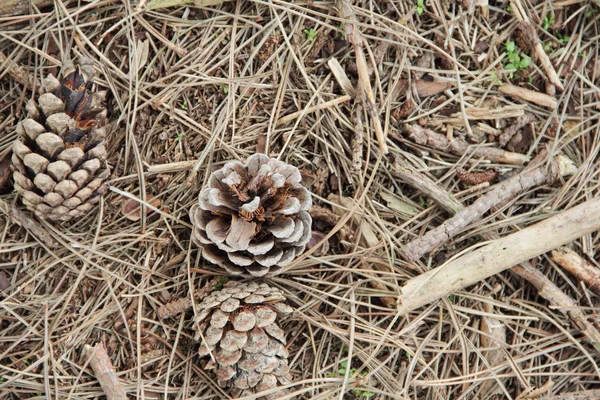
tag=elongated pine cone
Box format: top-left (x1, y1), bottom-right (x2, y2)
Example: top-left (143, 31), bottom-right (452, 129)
top-left (190, 154), bottom-right (312, 277)
top-left (195, 281), bottom-right (293, 399)
top-left (11, 58), bottom-right (109, 221)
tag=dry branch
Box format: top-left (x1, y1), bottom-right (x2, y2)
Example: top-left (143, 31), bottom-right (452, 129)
top-left (84, 343), bottom-right (127, 400)
top-left (551, 248), bottom-right (600, 295)
top-left (0, 202), bottom-right (57, 248)
top-left (392, 160), bottom-right (463, 215)
top-left (404, 124), bottom-right (530, 164)
top-left (402, 154), bottom-right (574, 261)
top-left (499, 113), bottom-right (535, 148)
top-left (499, 84), bottom-right (558, 110)
top-left (398, 195), bottom-right (600, 319)
top-left (328, 58), bottom-right (355, 97)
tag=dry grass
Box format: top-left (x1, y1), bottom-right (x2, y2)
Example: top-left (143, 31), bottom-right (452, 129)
top-left (1, 0), bottom-right (600, 399)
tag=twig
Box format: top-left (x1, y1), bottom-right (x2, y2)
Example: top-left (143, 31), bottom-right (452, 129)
top-left (510, 1), bottom-right (564, 91)
top-left (275, 95), bottom-right (351, 126)
top-left (392, 160), bottom-right (463, 214)
top-left (499, 84), bottom-right (558, 110)
top-left (146, 0), bottom-right (231, 9)
top-left (402, 154), bottom-right (575, 261)
top-left (398, 195), bottom-right (600, 328)
top-left (450, 105), bottom-right (526, 120)
top-left (83, 343), bottom-right (127, 400)
top-left (404, 124), bottom-right (530, 165)
top-left (499, 113), bottom-right (535, 148)
top-left (337, 0), bottom-right (388, 154)
top-left (551, 248), bottom-right (600, 295)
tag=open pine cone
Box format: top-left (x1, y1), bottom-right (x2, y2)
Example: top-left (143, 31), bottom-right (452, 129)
top-left (190, 154), bottom-right (312, 277)
top-left (11, 58), bottom-right (109, 221)
top-left (195, 281), bottom-right (293, 399)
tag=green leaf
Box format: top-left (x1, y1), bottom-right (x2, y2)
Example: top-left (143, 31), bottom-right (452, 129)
top-left (506, 6), bottom-right (512, 11)
top-left (505, 63), bottom-right (515, 70)
top-left (417, 0), bottom-right (423, 6)
top-left (416, 6), bottom-right (423, 15)
top-left (520, 57), bottom-right (531, 68)
top-left (505, 41), bottom-right (515, 53)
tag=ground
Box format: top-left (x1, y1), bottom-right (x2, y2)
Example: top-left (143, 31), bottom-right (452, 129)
top-left (1, 0), bottom-right (600, 399)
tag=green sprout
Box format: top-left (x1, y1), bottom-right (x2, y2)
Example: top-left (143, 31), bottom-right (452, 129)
top-left (220, 84), bottom-right (229, 93)
top-left (504, 41), bottom-right (531, 79)
top-left (416, 0), bottom-right (424, 15)
top-left (175, 132), bottom-right (184, 143)
top-left (490, 71), bottom-right (502, 84)
top-left (303, 28), bottom-right (318, 42)
top-left (542, 14), bottom-right (555, 30)
top-left (181, 99), bottom-right (187, 110)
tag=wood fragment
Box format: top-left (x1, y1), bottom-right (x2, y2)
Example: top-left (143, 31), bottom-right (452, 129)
top-left (479, 302), bottom-right (506, 397)
top-left (84, 343), bottom-right (127, 400)
top-left (157, 296), bottom-right (192, 319)
top-left (499, 113), bottom-right (535, 148)
top-left (499, 84), bottom-right (558, 109)
top-left (328, 58), bottom-right (356, 97)
top-left (402, 154), bottom-right (575, 261)
top-left (392, 79), bottom-right (454, 99)
top-left (450, 105), bottom-right (526, 120)
top-left (275, 95), bottom-right (351, 126)
top-left (551, 248), bottom-right (600, 295)
top-left (404, 124), bottom-right (530, 165)
top-left (0, 52), bottom-right (33, 86)
top-left (398, 196), bottom-right (600, 324)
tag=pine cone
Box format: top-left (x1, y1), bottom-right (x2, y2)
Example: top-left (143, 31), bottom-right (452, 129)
top-left (190, 154), bottom-right (312, 277)
top-left (11, 58), bottom-right (109, 221)
top-left (195, 281), bottom-right (293, 399)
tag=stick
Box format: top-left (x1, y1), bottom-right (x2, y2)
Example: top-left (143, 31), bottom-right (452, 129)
top-left (338, 0), bottom-right (388, 154)
top-left (275, 95), bottom-right (351, 126)
top-left (404, 124), bottom-right (530, 165)
top-left (328, 58), bottom-right (356, 97)
top-left (0, 0), bottom-right (51, 16)
top-left (551, 248), bottom-right (600, 295)
top-left (394, 159), bottom-right (600, 349)
top-left (84, 343), bottom-right (127, 400)
top-left (0, 201), bottom-right (57, 248)
top-left (402, 154), bottom-right (574, 261)
top-left (392, 160), bottom-right (463, 214)
top-left (397, 196), bottom-right (600, 318)
top-left (499, 84), bottom-right (558, 110)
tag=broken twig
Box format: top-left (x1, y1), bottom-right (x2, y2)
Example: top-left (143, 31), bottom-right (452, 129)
top-left (84, 343), bottom-right (127, 400)
top-left (551, 248), bottom-right (600, 295)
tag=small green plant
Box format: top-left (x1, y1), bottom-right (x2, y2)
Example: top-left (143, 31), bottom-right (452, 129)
top-left (504, 41), bottom-right (531, 79)
top-left (419, 195), bottom-right (431, 208)
top-left (416, 0), bottom-right (425, 15)
top-left (175, 132), bottom-right (184, 143)
top-left (490, 71), bottom-right (502, 84)
top-left (220, 84), bottom-right (229, 94)
top-left (181, 99), bottom-right (187, 110)
top-left (304, 28), bottom-right (318, 42)
top-left (334, 360), bottom-right (375, 398)
top-left (542, 14), bottom-right (555, 30)
top-left (557, 33), bottom-right (570, 44)
top-left (506, 5), bottom-right (512, 12)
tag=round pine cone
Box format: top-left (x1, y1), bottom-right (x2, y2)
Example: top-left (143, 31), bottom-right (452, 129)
top-left (195, 281), bottom-right (293, 399)
top-left (11, 58), bottom-right (109, 222)
top-left (190, 154), bottom-right (312, 277)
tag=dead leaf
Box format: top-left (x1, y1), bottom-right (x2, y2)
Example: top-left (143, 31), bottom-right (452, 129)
top-left (415, 80), bottom-right (453, 97)
top-left (0, 271), bottom-right (10, 292)
top-left (122, 194), bottom-right (163, 221)
top-left (380, 192), bottom-right (418, 216)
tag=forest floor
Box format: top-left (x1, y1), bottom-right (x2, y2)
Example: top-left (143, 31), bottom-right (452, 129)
top-left (1, 0), bottom-right (600, 399)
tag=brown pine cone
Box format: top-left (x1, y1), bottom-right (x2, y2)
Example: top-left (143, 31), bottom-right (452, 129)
top-left (11, 58), bottom-right (109, 222)
top-left (195, 281), bottom-right (293, 399)
top-left (190, 154), bottom-right (312, 277)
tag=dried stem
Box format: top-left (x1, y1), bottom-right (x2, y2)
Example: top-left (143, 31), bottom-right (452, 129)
top-left (404, 124), bottom-right (530, 165)
top-left (83, 343), bottom-right (127, 400)
top-left (275, 95), bottom-right (351, 126)
top-left (499, 84), bottom-right (558, 110)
